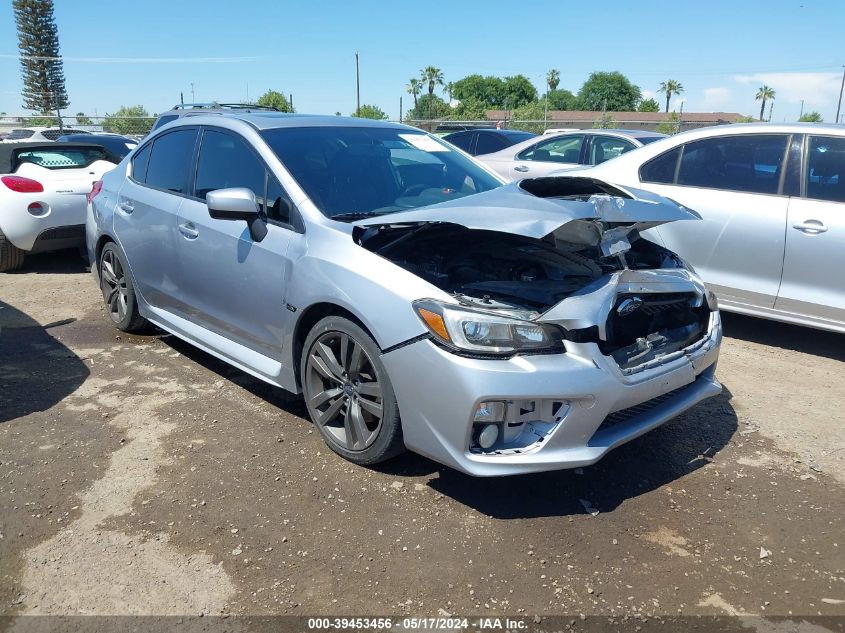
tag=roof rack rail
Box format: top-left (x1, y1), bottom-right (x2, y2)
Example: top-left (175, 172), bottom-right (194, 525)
top-left (170, 103), bottom-right (280, 111)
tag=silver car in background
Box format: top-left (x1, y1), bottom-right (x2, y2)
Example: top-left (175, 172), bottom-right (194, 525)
top-left (571, 123), bottom-right (845, 333)
top-left (87, 113), bottom-right (721, 476)
top-left (478, 129), bottom-right (667, 181)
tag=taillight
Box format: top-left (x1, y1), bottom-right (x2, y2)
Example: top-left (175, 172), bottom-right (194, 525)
top-left (88, 179), bottom-right (103, 203)
top-left (1, 175), bottom-right (44, 193)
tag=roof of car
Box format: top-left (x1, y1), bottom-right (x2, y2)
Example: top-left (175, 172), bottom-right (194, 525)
top-left (167, 112), bottom-right (411, 131)
top-left (673, 122), bottom-right (845, 138)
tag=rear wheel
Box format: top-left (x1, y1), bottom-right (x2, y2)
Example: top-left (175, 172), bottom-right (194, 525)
top-left (301, 316), bottom-right (405, 465)
top-left (0, 230), bottom-right (25, 272)
top-left (99, 242), bottom-right (147, 332)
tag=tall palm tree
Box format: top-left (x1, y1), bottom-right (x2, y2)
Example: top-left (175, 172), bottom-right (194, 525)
top-left (756, 85), bottom-right (776, 121)
top-left (406, 78), bottom-right (421, 109)
top-left (546, 69), bottom-right (560, 92)
top-left (658, 79), bottom-right (684, 113)
top-left (420, 66), bottom-right (445, 119)
top-left (445, 81), bottom-right (454, 101)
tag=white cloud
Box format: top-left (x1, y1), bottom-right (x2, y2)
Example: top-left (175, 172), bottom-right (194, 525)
top-left (733, 72), bottom-right (841, 111)
top-left (701, 87), bottom-right (731, 110)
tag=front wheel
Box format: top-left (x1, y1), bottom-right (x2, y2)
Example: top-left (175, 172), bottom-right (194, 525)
top-left (301, 316), bottom-right (405, 465)
top-left (99, 242), bottom-right (147, 332)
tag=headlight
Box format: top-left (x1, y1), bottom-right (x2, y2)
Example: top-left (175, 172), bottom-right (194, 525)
top-left (413, 299), bottom-right (565, 357)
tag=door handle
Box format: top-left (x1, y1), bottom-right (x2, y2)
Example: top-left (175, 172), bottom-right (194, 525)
top-left (792, 219), bottom-right (828, 234)
top-left (178, 222), bottom-right (199, 239)
top-left (117, 200), bottom-right (134, 213)
top-left (513, 165), bottom-right (529, 173)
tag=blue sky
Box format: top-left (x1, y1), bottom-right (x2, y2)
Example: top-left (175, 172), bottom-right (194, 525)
top-left (1, 0), bottom-right (844, 122)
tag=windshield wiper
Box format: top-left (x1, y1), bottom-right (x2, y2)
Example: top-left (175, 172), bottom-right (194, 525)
top-left (332, 211), bottom-right (389, 222)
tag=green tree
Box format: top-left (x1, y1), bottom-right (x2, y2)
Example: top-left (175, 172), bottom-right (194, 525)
top-left (510, 100), bottom-right (549, 134)
top-left (451, 75), bottom-right (506, 107)
top-left (756, 85), bottom-right (775, 121)
top-left (449, 97), bottom-right (488, 121)
top-left (657, 79), bottom-right (684, 113)
top-left (256, 89), bottom-right (293, 113)
top-left (102, 105), bottom-right (153, 135)
top-left (406, 94), bottom-right (450, 121)
top-left (655, 112), bottom-right (680, 135)
top-left (548, 88), bottom-right (577, 110)
top-left (406, 78), bottom-right (421, 109)
top-left (638, 97), bottom-right (660, 112)
top-left (444, 82), bottom-right (454, 101)
top-left (352, 104), bottom-right (388, 120)
top-left (13, 0), bottom-right (69, 114)
top-left (576, 71), bottom-right (641, 111)
top-left (733, 115), bottom-right (756, 123)
top-left (546, 69), bottom-right (560, 92)
top-left (420, 66), bottom-right (445, 120)
top-left (798, 111), bottom-right (823, 122)
top-left (502, 75), bottom-right (538, 109)
top-left (593, 112), bottom-right (617, 129)
top-left (75, 112), bottom-right (92, 125)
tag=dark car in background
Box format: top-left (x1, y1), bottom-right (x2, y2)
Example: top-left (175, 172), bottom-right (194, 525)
top-left (57, 134), bottom-right (137, 160)
top-left (443, 129), bottom-right (537, 156)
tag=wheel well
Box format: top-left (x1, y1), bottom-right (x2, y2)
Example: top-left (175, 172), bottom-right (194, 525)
top-left (292, 303), bottom-right (374, 388)
top-left (95, 235), bottom-right (115, 263)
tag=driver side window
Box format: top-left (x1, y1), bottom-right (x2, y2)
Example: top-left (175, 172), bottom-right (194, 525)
top-left (518, 135), bottom-right (584, 164)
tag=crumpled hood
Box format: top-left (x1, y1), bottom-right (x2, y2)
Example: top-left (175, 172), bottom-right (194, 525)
top-left (354, 177), bottom-right (699, 241)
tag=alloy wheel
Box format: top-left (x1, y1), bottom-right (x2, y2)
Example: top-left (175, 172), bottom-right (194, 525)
top-left (100, 249), bottom-right (128, 324)
top-left (305, 331), bottom-right (384, 452)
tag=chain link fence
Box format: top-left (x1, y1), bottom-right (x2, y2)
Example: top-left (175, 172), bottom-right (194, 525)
top-left (1, 115), bottom-right (156, 138)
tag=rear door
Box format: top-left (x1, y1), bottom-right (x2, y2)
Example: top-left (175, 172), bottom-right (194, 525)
top-left (586, 135), bottom-right (638, 166)
top-left (511, 134), bottom-right (584, 179)
top-left (114, 127), bottom-right (198, 310)
top-left (776, 134), bottom-right (845, 325)
top-left (176, 127), bottom-right (293, 359)
top-left (641, 133), bottom-right (790, 309)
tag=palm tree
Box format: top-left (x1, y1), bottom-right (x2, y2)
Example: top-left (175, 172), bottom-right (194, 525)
top-left (420, 66), bottom-right (445, 119)
top-left (406, 78), bottom-right (421, 109)
top-left (546, 69), bottom-right (560, 92)
top-left (658, 80), bottom-right (684, 113)
top-left (756, 85), bottom-right (776, 121)
top-left (444, 81), bottom-right (454, 101)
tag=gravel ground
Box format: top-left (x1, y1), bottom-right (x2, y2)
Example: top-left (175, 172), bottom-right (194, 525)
top-left (1, 251), bottom-right (843, 627)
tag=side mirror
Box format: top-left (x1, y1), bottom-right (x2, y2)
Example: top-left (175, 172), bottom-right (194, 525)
top-left (207, 187), bottom-right (267, 242)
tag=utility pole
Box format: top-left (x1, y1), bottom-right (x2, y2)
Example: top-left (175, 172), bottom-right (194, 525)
top-left (191, 82), bottom-right (195, 102)
top-left (180, 92), bottom-right (184, 105)
top-left (355, 52), bottom-right (360, 116)
top-left (799, 99), bottom-right (804, 119)
top-left (290, 93), bottom-right (294, 112)
top-left (768, 101), bottom-right (774, 122)
top-left (836, 65), bottom-right (845, 125)
top-left (399, 96), bottom-right (403, 123)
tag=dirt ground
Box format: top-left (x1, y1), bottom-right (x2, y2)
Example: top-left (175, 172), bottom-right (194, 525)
top-left (1, 251), bottom-right (844, 627)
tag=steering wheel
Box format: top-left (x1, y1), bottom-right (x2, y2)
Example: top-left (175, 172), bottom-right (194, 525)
top-left (401, 184), bottom-right (430, 197)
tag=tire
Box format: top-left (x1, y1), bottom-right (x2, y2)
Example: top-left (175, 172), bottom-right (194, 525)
top-left (0, 230), bottom-right (26, 272)
top-left (301, 316), bottom-right (405, 465)
top-left (98, 242), bottom-right (148, 332)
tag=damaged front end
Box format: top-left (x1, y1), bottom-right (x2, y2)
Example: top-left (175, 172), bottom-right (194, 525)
top-left (355, 176), bottom-right (717, 374)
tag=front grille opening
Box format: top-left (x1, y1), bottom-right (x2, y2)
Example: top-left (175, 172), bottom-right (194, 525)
top-left (601, 292), bottom-right (710, 370)
top-left (592, 383), bottom-right (693, 438)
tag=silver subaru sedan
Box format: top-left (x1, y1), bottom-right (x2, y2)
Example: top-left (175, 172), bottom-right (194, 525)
top-left (87, 113), bottom-right (722, 476)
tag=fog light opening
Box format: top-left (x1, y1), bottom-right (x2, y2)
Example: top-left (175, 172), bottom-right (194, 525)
top-left (473, 401), bottom-right (505, 423)
top-left (477, 424), bottom-right (499, 450)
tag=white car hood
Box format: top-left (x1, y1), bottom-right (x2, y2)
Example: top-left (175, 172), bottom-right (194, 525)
top-left (355, 177), bottom-right (698, 241)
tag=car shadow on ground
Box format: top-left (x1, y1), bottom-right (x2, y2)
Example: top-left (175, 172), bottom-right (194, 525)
top-left (159, 329), bottom-right (738, 520)
top-left (0, 300), bottom-right (90, 424)
top-left (6, 249), bottom-right (89, 275)
top-left (721, 312), bottom-right (844, 362)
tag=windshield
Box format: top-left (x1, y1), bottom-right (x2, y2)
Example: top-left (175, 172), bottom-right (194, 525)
top-left (261, 126), bottom-right (503, 220)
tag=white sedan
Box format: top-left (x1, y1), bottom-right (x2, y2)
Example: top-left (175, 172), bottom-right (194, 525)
top-left (478, 129), bottom-right (666, 181)
top-left (0, 142), bottom-right (119, 271)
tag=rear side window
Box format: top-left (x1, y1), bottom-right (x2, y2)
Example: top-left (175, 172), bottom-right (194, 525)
top-left (806, 135), bottom-right (845, 203)
top-left (14, 147), bottom-right (111, 170)
top-left (444, 132), bottom-right (474, 153)
top-left (5, 129), bottom-right (35, 140)
top-left (152, 114), bottom-right (179, 130)
top-left (145, 128), bottom-right (198, 194)
top-left (475, 133), bottom-right (506, 155)
top-left (677, 134), bottom-right (789, 194)
top-left (590, 136), bottom-right (637, 165)
top-left (518, 135), bottom-right (584, 163)
top-left (131, 144), bottom-right (151, 183)
top-left (640, 147), bottom-right (681, 184)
